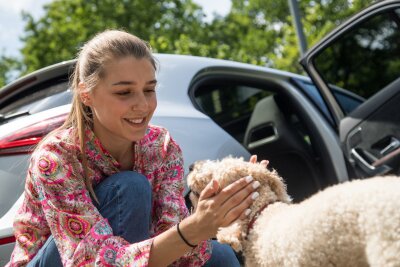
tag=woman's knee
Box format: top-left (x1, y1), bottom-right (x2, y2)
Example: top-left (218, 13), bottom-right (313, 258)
top-left (95, 171), bottom-right (152, 242)
top-left (115, 170), bottom-right (149, 188)
top-left (94, 171), bottom-right (152, 212)
top-left (97, 171), bottom-right (151, 198)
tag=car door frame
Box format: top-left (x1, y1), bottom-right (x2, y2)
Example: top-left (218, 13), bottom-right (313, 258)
top-left (188, 66), bottom-right (350, 201)
top-left (299, 0), bottom-right (400, 178)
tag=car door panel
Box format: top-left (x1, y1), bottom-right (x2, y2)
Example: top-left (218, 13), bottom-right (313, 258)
top-left (300, 1), bottom-right (400, 178)
top-left (341, 79), bottom-right (400, 177)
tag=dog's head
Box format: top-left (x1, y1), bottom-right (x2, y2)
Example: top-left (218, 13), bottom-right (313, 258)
top-left (187, 156), bottom-right (291, 251)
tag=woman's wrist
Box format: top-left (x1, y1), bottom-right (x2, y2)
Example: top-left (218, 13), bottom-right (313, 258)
top-left (177, 222), bottom-right (197, 248)
top-left (177, 215), bottom-right (207, 246)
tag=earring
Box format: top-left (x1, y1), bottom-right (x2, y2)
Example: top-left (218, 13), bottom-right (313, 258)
top-left (81, 94), bottom-right (90, 105)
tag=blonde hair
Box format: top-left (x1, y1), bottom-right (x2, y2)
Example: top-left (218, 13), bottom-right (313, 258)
top-left (60, 30), bottom-right (156, 201)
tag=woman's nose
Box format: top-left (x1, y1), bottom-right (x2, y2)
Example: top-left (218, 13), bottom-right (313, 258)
top-left (131, 92), bottom-right (148, 111)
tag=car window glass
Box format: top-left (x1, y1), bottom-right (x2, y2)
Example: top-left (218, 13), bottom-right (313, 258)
top-left (194, 83), bottom-right (271, 142)
top-left (0, 81), bottom-right (71, 117)
top-left (313, 8), bottom-right (400, 115)
top-left (333, 90), bottom-right (364, 114)
top-left (293, 79), bottom-right (331, 120)
top-left (293, 79), bottom-right (364, 125)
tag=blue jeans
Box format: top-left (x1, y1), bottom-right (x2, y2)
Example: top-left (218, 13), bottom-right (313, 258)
top-left (27, 171), bottom-right (240, 267)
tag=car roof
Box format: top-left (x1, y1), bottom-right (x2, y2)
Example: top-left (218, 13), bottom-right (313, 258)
top-left (0, 54), bottom-right (310, 98)
top-left (0, 54), bottom-right (312, 122)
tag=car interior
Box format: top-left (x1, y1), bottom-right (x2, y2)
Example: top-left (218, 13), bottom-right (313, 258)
top-left (190, 69), bottom-right (400, 205)
top-left (186, 5), bottom-right (400, 205)
top-left (191, 77), bottom-right (328, 203)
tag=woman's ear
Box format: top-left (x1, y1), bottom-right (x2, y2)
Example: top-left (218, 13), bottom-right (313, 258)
top-left (79, 82), bottom-right (92, 106)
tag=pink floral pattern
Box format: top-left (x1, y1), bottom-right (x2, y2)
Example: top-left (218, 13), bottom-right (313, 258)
top-left (6, 125), bottom-right (211, 266)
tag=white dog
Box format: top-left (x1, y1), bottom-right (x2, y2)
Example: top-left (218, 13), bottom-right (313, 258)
top-left (187, 157), bottom-right (400, 267)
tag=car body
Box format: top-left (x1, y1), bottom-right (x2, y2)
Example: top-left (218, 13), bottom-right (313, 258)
top-left (1, 0), bottom-right (399, 264)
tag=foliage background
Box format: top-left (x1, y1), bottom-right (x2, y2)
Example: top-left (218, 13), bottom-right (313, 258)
top-left (0, 0), bottom-right (377, 88)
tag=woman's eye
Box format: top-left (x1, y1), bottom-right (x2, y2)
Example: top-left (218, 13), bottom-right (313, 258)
top-left (115, 91), bottom-right (130, 96)
top-left (144, 88), bottom-right (156, 93)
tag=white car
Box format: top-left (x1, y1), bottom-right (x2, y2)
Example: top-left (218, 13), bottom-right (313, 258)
top-left (1, 1), bottom-right (399, 264)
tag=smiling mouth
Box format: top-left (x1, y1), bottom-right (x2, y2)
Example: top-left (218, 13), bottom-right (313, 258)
top-left (124, 118), bottom-right (145, 125)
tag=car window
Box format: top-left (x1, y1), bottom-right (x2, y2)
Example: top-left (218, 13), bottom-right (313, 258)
top-left (293, 79), bottom-right (364, 124)
top-left (312, 8), bottom-right (400, 115)
top-left (194, 82), bottom-right (271, 142)
top-left (333, 89), bottom-right (365, 114)
top-left (0, 80), bottom-right (71, 122)
top-left (293, 79), bottom-right (332, 121)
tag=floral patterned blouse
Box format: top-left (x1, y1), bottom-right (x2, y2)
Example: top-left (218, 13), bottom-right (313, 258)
top-left (7, 125), bottom-right (211, 267)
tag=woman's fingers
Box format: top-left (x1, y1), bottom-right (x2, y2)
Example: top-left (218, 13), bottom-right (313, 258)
top-left (223, 191), bottom-right (258, 225)
top-left (239, 208), bottom-right (252, 220)
top-left (213, 175), bottom-right (253, 206)
top-left (192, 175), bottom-right (260, 238)
top-left (199, 179), bottom-right (220, 200)
top-left (249, 155), bottom-right (257, 163)
top-left (260, 160), bottom-right (269, 168)
top-left (250, 155), bottom-right (269, 168)
top-left (218, 178), bottom-right (260, 223)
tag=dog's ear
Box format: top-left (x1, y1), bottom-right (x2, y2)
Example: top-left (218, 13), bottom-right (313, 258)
top-left (267, 169), bottom-right (291, 203)
top-left (187, 160), bottom-right (214, 195)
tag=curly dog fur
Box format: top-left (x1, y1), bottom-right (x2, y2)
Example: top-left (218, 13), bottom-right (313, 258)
top-left (187, 157), bottom-right (400, 267)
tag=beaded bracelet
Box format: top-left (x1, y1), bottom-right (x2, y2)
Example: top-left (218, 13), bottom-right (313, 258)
top-left (177, 222), bottom-right (197, 248)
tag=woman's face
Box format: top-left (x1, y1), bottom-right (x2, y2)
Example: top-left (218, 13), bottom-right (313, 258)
top-left (83, 56), bottom-right (157, 146)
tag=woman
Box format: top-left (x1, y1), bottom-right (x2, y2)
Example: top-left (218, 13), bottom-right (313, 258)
top-left (6, 30), bottom-right (260, 267)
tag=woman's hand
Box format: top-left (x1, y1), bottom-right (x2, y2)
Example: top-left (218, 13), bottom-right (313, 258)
top-left (183, 155), bottom-right (268, 244)
top-left (189, 155), bottom-right (268, 213)
top-left (187, 174), bottom-right (259, 242)
top-left (249, 154), bottom-right (269, 168)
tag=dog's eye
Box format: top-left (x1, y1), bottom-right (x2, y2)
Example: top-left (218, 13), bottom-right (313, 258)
top-left (188, 163), bottom-right (195, 172)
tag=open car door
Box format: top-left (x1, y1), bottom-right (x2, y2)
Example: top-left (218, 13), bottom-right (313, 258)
top-left (300, 0), bottom-right (400, 179)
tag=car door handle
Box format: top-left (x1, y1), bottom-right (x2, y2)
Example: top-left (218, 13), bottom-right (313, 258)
top-left (350, 148), bottom-right (391, 176)
top-left (247, 123), bottom-right (278, 149)
top-left (380, 137), bottom-right (400, 155)
top-left (372, 147), bottom-right (400, 168)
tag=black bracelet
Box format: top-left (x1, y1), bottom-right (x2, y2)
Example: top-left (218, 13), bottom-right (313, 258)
top-left (176, 222), bottom-right (197, 248)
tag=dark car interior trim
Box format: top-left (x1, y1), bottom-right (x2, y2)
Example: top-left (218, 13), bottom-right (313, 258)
top-left (188, 69), bottom-right (341, 202)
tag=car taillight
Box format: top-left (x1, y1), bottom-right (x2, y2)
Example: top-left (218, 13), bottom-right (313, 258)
top-left (0, 236), bottom-right (15, 245)
top-left (0, 114), bottom-right (67, 155)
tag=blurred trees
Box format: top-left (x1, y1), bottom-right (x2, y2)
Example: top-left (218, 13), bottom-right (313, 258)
top-left (0, 0), bottom-right (378, 87)
top-left (0, 54), bottom-right (21, 87)
top-left (19, 0), bottom-right (206, 74)
top-left (214, 0), bottom-right (378, 73)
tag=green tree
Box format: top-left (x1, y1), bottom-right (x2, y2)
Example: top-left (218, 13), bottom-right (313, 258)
top-left (202, 0), bottom-right (378, 73)
top-left (20, 0), bottom-right (206, 73)
top-left (17, 0), bottom-right (379, 78)
top-left (0, 53), bottom-right (21, 87)
top-left (161, 0), bottom-right (377, 75)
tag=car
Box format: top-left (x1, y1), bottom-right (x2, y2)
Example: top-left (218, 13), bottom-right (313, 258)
top-left (1, 0), bottom-right (399, 264)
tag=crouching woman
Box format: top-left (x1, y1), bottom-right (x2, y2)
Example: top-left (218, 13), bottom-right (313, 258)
top-left (6, 30), bottom-right (259, 267)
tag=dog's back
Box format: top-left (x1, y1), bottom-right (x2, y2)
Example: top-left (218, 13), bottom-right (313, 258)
top-left (245, 176), bottom-right (400, 267)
